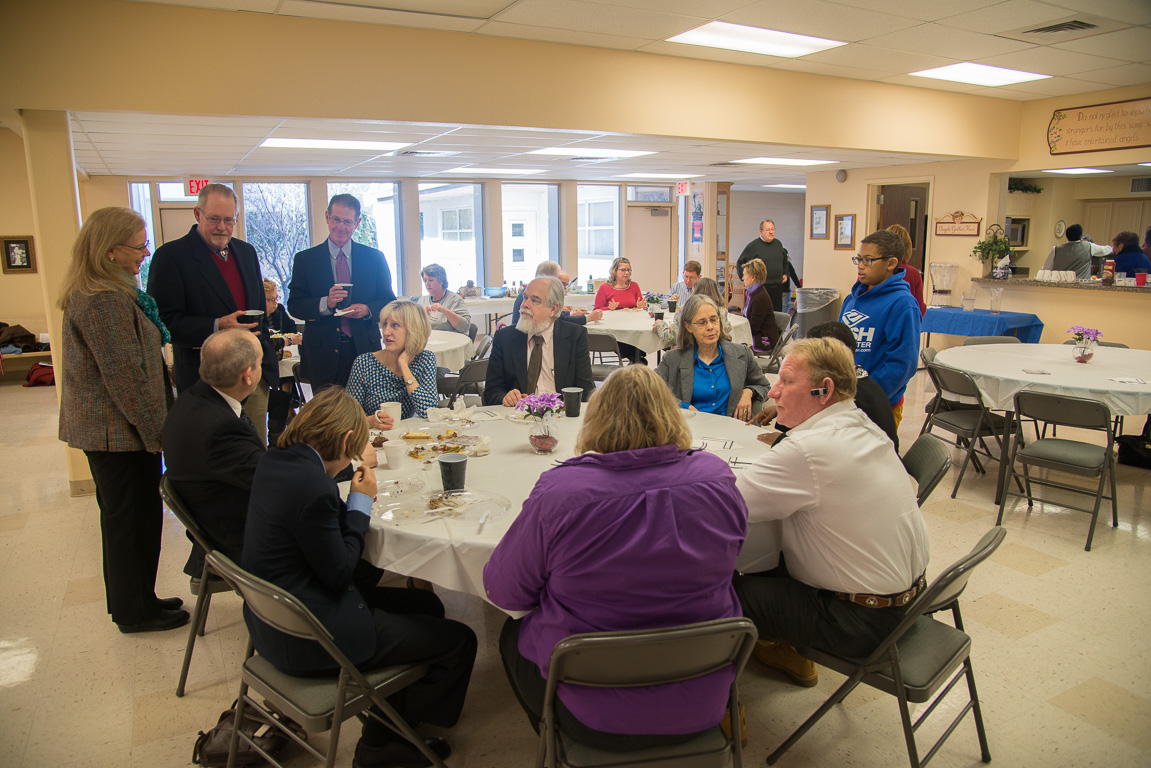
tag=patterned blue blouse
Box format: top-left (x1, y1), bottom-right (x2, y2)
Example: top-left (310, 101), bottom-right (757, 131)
top-left (345, 349), bottom-right (439, 419)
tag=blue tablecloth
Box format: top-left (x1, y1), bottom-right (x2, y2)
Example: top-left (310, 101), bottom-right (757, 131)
top-left (921, 307), bottom-right (1044, 343)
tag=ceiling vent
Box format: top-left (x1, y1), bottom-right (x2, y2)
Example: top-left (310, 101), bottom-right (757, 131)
top-left (997, 14), bottom-right (1122, 45)
top-left (1131, 177), bottom-right (1151, 194)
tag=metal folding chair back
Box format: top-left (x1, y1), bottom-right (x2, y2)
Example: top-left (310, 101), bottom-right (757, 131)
top-left (773, 311), bottom-right (791, 335)
top-left (900, 433), bottom-right (951, 507)
top-left (758, 322), bottom-right (797, 374)
top-left (538, 618), bottom-right (757, 768)
top-left (587, 333), bottom-right (623, 382)
top-left (206, 552), bottom-right (446, 768)
top-left (440, 357), bottom-right (489, 408)
top-left (770, 527), bottom-right (1006, 768)
top-left (473, 334), bottom-right (493, 360)
top-left (159, 474), bottom-right (232, 697)
top-left (922, 364), bottom-right (1011, 499)
top-left (997, 391), bottom-right (1118, 551)
top-left (962, 335), bottom-right (1021, 345)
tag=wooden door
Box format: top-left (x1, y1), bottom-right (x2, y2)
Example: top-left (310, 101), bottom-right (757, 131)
top-left (1083, 201), bottom-right (1111, 243)
top-left (624, 205), bottom-right (673, 293)
top-left (878, 184), bottom-right (929, 270)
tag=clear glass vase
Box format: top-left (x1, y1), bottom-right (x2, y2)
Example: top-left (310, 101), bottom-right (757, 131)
top-left (528, 414), bottom-right (559, 454)
top-left (1071, 339), bottom-right (1096, 364)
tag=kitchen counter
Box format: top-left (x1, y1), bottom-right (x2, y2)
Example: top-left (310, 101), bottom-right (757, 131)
top-left (972, 277), bottom-right (1151, 294)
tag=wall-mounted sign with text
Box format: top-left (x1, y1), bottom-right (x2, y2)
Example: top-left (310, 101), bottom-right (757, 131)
top-left (1048, 97), bottom-right (1151, 155)
top-left (934, 211), bottom-right (982, 237)
top-left (185, 179), bottom-right (211, 196)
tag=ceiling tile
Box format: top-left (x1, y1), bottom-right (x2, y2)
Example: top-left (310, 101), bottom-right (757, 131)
top-left (722, 0), bottom-right (920, 42)
top-left (974, 46), bottom-right (1127, 76)
top-left (1051, 27), bottom-right (1151, 63)
top-left (637, 40), bottom-right (787, 67)
top-left (1070, 62), bottom-right (1151, 86)
top-left (980, 75), bottom-right (1114, 97)
top-left (277, 0), bottom-right (485, 31)
top-left (494, 0), bottom-right (699, 40)
top-left (1034, 0), bottom-right (1151, 26)
top-left (476, 20), bottom-right (649, 49)
top-left (585, 0), bottom-right (747, 17)
top-left (861, 23), bottom-right (1035, 59)
top-left (822, 0), bottom-right (1000, 23)
top-left (936, 0), bottom-right (1079, 34)
top-left (769, 59), bottom-right (890, 81)
top-left (801, 43), bottom-right (957, 74)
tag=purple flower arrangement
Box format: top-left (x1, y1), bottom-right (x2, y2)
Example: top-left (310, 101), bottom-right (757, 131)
top-left (1067, 325), bottom-right (1103, 343)
top-left (514, 392), bottom-right (564, 419)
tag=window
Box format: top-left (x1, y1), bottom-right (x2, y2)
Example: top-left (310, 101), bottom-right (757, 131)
top-left (512, 249), bottom-right (525, 262)
top-left (626, 185), bottom-right (672, 203)
top-left (577, 185), bottom-right (620, 282)
top-left (128, 182), bottom-right (156, 287)
top-left (502, 183), bottom-right (559, 287)
top-left (157, 181), bottom-right (233, 203)
top-left (326, 182), bottom-right (402, 294)
top-left (240, 182), bottom-right (310, 296)
top-left (418, 183), bottom-right (483, 290)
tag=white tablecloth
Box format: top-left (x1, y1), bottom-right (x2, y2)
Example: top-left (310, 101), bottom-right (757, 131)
top-left (278, 345), bottom-right (299, 379)
top-left (426, 330), bottom-right (473, 372)
top-left (935, 344), bottom-right (1151, 416)
top-left (586, 309), bottom-right (752, 354)
top-left (360, 408), bottom-right (779, 601)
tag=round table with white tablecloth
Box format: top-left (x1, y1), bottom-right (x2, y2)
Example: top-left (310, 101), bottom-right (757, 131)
top-left (466, 293), bottom-right (598, 334)
top-left (425, 330), bottom-right (474, 372)
top-left (358, 408), bottom-right (780, 605)
top-left (585, 308), bottom-right (752, 354)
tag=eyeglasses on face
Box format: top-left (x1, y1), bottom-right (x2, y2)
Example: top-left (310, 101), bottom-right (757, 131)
top-left (851, 255), bottom-right (892, 266)
top-left (120, 240), bottom-right (150, 252)
top-left (690, 316), bottom-right (721, 328)
top-left (203, 216), bottom-right (237, 227)
top-left (329, 216), bottom-right (356, 227)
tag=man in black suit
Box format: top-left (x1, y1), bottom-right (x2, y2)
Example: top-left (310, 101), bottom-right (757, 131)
top-left (288, 194), bottom-right (395, 391)
top-left (161, 329), bottom-right (264, 581)
top-left (147, 184), bottom-right (279, 439)
top-left (484, 276), bottom-right (595, 407)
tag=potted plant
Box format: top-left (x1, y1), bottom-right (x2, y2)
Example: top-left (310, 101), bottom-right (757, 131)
top-left (970, 232), bottom-right (1013, 276)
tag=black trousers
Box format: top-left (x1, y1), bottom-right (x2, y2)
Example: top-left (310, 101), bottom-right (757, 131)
top-left (85, 450), bottom-right (164, 625)
top-left (733, 566), bottom-right (906, 659)
top-left (499, 618), bottom-right (702, 752)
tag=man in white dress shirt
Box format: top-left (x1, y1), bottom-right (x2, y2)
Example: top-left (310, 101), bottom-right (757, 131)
top-left (734, 338), bottom-right (929, 687)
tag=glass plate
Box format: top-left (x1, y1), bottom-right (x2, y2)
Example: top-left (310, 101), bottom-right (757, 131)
top-left (377, 476), bottom-right (425, 497)
top-left (372, 489), bottom-right (512, 525)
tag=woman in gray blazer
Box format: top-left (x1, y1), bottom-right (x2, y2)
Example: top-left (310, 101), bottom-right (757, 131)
top-left (655, 294), bottom-right (770, 421)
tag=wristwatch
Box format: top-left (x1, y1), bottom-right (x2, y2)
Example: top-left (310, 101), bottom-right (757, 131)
top-left (404, 377), bottom-right (416, 386)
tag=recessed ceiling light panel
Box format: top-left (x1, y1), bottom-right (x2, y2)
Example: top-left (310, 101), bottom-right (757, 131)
top-left (1042, 168), bottom-right (1112, 174)
top-left (261, 138), bottom-right (411, 151)
top-left (733, 157), bottom-right (836, 166)
top-left (667, 21), bottom-right (846, 58)
top-left (618, 173), bottom-right (702, 179)
top-left (909, 63), bottom-right (1049, 87)
top-left (527, 148), bottom-right (655, 158)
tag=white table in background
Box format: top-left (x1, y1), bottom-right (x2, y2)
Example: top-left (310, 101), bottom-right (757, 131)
top-left (586, 309), bottom-right (752, 354)
top-left (426, 330), bottom-right (473, 372)
top-left (278, 345), bottom-right (300, 379)
top-left (466, 294), bottom-right (598, 334)
top-left (360, 409), bottom-right (779, 601)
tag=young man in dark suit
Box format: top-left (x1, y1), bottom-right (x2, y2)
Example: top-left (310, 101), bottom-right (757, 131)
top-left (484, 276), bottom-right (595, 407)
top-left (287, 194), bottom-right (395, 391)
top-left (147, 184), bottom-right (279, 438)
top-left (161, 329), bottom-right (265, 582)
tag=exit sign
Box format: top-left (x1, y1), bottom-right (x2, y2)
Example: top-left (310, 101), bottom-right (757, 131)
top-left (676, 180), bottom-right (691, 196)
top-left (185, 179), bottom-right (211, 195)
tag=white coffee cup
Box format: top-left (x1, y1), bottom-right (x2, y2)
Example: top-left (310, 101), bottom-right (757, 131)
top-left (376, 402), bottom-right (402, 430)
top-left (382, 442), bottom-right (407, 469)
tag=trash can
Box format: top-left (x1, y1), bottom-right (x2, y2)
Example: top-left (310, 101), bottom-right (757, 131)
top-left (795, 288), bottom-right (841, 339)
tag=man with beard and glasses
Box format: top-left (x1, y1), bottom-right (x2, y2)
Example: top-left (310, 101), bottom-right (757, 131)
top-left (483, 276), bottom-right (594, 407)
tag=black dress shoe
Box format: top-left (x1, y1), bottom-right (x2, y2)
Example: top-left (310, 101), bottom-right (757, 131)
top-left (353, 736), bottom-right (451, 768)
top-left (156, 596), bottom-right (184, 611)
top-left (117, 609), bottom-right (190, 634)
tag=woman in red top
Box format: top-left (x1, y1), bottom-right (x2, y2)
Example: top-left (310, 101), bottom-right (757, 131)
top-left (594, 257), bottom-right (648, 363)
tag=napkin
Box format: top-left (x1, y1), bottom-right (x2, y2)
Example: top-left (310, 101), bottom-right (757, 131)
top-left (426, 402), bottom-right (476, 423)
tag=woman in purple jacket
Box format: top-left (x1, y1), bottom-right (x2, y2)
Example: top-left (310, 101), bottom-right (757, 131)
top-left (483, 365), bottom-right (748, 751)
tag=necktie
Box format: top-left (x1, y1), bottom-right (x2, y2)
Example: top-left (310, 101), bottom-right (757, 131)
top-left (218, 248), bottom-right (228, 262)
top-left (239, 410), bottom-right (254, 429)
top-left (526, 335), bottom-right (543, 395)
top-left (336, 249), bottom-right (352, 336)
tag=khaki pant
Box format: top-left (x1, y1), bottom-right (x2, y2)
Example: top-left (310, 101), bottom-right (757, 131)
top-left (241, 376), bottom-right (270, 444)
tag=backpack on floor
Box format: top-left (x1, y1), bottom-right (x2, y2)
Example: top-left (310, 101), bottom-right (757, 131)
top-left (1117, 417), bottom-right (1151, 470)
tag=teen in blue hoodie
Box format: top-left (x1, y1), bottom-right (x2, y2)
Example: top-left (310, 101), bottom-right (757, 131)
top-left (839, 230), bottom-right (921, 427)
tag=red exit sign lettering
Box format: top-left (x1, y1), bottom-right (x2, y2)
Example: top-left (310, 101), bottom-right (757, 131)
top-left (185, 179), bottom-right (211, 195)
top-left (676, 180), bottom-right (690, 196)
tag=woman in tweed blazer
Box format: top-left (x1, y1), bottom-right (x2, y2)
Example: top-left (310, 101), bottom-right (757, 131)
top-left (57, 207), bottom-right (186, 634)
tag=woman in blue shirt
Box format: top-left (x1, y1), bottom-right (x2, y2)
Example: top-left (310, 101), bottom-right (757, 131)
top-left (655, 294), bottom-right (770, 421)
top-left (346, 300), bottom-right (439, 425)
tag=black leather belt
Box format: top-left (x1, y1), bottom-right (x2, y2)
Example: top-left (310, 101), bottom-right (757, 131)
top-left (835, 573), bottom-right (926, 609)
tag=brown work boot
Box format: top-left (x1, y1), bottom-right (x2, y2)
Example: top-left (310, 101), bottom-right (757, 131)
top-left (753, 640), bottom-right (818, 687)
top-left (719, 702), bottom-right (747, 746)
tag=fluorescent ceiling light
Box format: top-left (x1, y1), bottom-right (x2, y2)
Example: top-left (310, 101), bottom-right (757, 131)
top-left (527, 148), bottom-right (655, 158)
top-left (909, 62), bottom-right (1049, 87)
top-left (618, 173), bottom-right (702, 179)
top-left (261, 138), bottom-right (411, 151)
top-left (667, 21), bottom-right (845, 58)
top-left (1139, 163), bottom-right (1151, 167)
top-left (1042, 168), bottom-right (1112, 174)
top-left (734, 157), bottom-right (836, 166)
top-left (764, 184), bottom-right (807, 189)
top-left (443, 167), bottom-right (544, 175)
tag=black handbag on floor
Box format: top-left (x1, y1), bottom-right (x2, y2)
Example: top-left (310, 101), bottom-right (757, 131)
top-left (192, 699), bottom-right (306, 767)
top-left (1117, 417), bottom-right (1151, 470)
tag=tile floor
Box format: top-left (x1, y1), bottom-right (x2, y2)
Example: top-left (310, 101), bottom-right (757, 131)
top-left (1, 367), bottom-right (1149, 767)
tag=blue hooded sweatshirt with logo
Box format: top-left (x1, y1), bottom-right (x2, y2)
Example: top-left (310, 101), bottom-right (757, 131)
top-left (839, 269), bottom-right (921, 407)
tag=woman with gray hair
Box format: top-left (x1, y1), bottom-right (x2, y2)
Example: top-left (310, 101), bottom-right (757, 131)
top-left (655, 294), bottom-right (769, 421)
top-left (416, 262), bottom-right (472, 335)
top-left (653, 276), bottom-right (732, 348)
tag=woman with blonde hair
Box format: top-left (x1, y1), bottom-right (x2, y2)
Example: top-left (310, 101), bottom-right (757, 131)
top-left (243, 386), bottom-right (476, 767)
top-left (57, 207), bottom-right (185, 633)
top-left (741, 258), bottom-right (782, 353)
top-left (593, 256), bottom-right (648, 363)
top-left (346, 299), bottom-right (438, 426)
top-left (484, 364), bottom-right (747, 751)
top-left (885, 224), bottom-right (925, 315)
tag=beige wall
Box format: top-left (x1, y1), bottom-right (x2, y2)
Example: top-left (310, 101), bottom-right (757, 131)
top-left (2, 0), bottom-right (1021, 161)
top-left (729, 190), bottom-right (806, 278)
top-left (0, 128), bottom-right (43, 325)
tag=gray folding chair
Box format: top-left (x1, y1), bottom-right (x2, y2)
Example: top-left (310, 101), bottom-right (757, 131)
top-left (997, 391), bottom-right (1118, 551)
top-left (773, 311), bottom-right (791, 336)
top-left (472, 334), bottom-right (493, 361)
top-left (1058, 340), bottom-right (1128, 435)
top-left (769, 527), bottom-right (1006, 768)
top-left (587, 333), bottom-right (624, 382)
top-left (291, 362), bottom-right (309, 405)
top-left (206, 552), bottom-right (447, 768)
top-left (901, 433), bottom-right (951, 507)
top-left (538, 618), bottom-right (758, 768)
top-left (757, 322), bottom-right (798, 375)
top-left (438, 357), bottom-right (488, 408)
top-left (962, 335), bottom-right (1022, 345)
top-left (159, 474), bottom-right (233, 698)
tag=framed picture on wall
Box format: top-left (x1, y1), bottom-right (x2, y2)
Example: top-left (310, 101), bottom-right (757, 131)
top-left (1, 237), bottom-right (36, 275)
top-left (833, 215), bottom-right (855, 251)
top-left (809, 205), bottom-right (830, 239)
